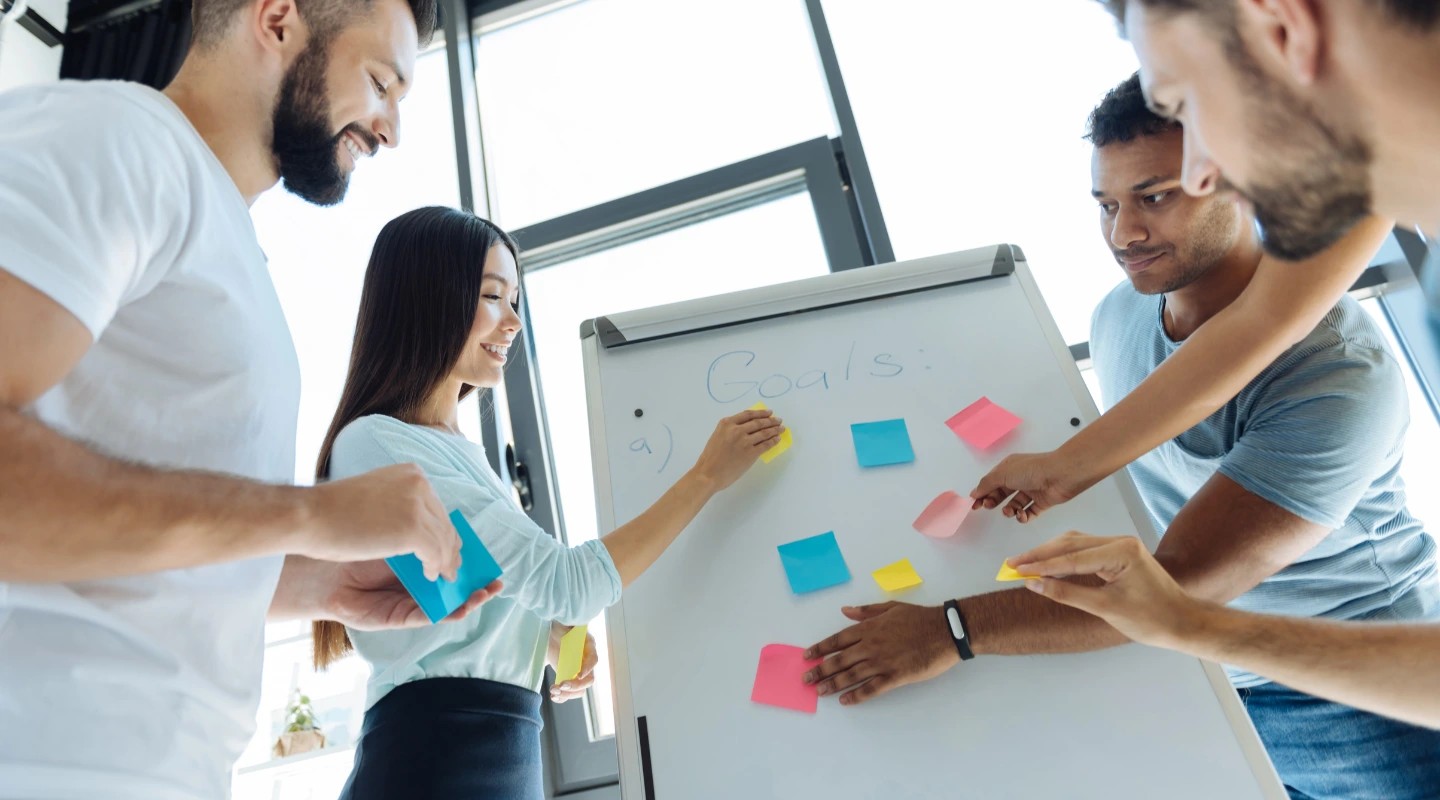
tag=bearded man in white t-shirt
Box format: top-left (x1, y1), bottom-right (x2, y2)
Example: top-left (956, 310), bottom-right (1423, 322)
top-left (0, 1), bottom-right (500, 797)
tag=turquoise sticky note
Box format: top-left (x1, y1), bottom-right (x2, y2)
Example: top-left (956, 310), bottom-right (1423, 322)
top-left (777, 531), bottom-right (851, 594)
top-left (387, 510), bottom-right (504, 624)
top-left (850, 419), bottom-right (915, 467)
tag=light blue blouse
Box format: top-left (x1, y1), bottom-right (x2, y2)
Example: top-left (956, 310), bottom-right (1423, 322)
top-left (329, 414), bottom-right (622, 707)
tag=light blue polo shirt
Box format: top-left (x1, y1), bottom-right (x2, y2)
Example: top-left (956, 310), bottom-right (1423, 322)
top-left (1091, 285), bottom-right (1440, 688)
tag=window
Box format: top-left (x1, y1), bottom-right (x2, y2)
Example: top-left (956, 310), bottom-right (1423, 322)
top-left (821, 0), bottom-right (1139, 343)
top-left (1363, 298), bottom-right (1440, 535)
top-left (475, 0), bottom-right (835, 228)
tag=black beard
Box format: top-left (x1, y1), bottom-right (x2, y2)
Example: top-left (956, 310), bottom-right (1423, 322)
top-left (271, 42), bottom-right (352, 207)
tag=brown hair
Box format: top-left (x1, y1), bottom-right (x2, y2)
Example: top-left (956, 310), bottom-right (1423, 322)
top-left (191, 0), bottom-right (438, 50)
top-left (312, 206), bottom-right (519, 669)
top-left (1097, 0), bottom-right (1437, 36)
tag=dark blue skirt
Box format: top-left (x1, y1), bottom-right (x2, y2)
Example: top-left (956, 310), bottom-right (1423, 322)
top-left (337, 677), bottom-right (544, 800)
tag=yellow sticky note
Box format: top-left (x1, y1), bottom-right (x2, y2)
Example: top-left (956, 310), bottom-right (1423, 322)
top-left (872, 558), bottom-right (923, 592)
top-left (995, 561), bottom-right (1038, 582)
top-left (557, 624), bottom-right (588, 682)
top-left (749, 402), bottom-right (792, 464)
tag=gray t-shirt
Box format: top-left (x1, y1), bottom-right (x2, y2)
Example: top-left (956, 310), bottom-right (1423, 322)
top-left (1091, 284), bottom-right (1439, 688)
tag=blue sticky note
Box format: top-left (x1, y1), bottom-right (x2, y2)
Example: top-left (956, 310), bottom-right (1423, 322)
top-left (850, 419), bottom-right (915, 467)
top-left (777, 531), bottom-right (852, 594)
top-left (386, 510), bottom-right (505, 624)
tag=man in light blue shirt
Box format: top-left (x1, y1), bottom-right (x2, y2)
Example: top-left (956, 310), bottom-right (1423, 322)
top-left (802, 72), bottom-right (1440, 800)
top-left (1083, 74), bottom-right (1440, 799)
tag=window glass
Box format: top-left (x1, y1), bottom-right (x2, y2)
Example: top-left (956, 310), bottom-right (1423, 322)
top-left (475, 0), bottom-right (835, 228)
top-left (821, 0), bottom-right (1139, 343)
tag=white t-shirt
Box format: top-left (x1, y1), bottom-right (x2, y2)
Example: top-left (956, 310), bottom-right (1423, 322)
top-left (0, 81), bottom-right (300, 799)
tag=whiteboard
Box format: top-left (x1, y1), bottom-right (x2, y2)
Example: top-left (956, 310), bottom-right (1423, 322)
top-left (580, 245), bottom-right (1284, 799)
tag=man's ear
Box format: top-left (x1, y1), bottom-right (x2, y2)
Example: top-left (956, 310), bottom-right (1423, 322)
top-left (247, 0), bottom-right (310, 64)
top-left (1239, 0), bottom-right (1324, 86)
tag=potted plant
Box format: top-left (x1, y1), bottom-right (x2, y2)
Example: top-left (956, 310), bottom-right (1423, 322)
top-left (272, 688), bottom-right (327, 758)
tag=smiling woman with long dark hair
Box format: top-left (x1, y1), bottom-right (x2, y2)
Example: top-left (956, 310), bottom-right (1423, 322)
top-left (312, 206), bottom-right (784, 799)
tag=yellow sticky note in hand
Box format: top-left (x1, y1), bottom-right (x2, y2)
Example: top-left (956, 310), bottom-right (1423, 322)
top-left (557, 624), bottom-right (588, 682)
top-left (749, 402), bottom-right (792, 464)
top-left (873, 558), bottom-right (923, 592)
top-left (995, 561), bottom-right (1038, 582)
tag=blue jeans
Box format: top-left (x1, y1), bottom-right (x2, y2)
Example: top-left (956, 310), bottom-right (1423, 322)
top-left (1240, 681), bottom-right (1440, 800)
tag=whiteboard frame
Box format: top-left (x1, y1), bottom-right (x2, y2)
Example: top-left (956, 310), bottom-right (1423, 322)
top-left (580, 244), bottom-right (1282, 799)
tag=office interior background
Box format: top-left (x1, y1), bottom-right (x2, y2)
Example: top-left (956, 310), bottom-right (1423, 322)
top-left (3, 0), bottom-right (1438, 797)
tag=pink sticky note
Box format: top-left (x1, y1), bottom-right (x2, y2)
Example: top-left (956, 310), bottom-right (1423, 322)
top-left (946, 397), bottom-right (1022, 449)
top-left (751, 644), bottom-right (822, 714)
top-left (912, 490), bottom-right (972, 539)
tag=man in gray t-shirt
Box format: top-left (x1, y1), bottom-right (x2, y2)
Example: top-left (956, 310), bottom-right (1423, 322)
top-left (1083, 76), bottom-right (1439, 800)
top-left (802, 73), bottom-right (1440, 800)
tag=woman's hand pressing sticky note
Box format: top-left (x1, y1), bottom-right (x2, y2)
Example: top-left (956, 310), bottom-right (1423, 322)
top-left (749, 402), bottom-right (792, 463)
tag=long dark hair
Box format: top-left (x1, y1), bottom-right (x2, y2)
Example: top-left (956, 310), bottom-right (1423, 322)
top-left (312, 206), bottom-right (519, 669)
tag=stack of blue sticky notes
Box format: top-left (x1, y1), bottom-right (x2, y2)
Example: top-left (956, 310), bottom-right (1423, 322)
top-left (387, 510), bottom-right (505, 624)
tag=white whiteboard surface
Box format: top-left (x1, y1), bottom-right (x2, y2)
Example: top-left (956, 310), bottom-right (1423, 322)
top-left (581, 245), bottom-right (1283, 800)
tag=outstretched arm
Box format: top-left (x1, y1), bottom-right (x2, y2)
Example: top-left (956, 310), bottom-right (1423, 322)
top-left (602, 409), bottom-right (784, 585)
top-left (970, 216), bottom-right (1393, 520)
top-left (1013, 532), bottom-right (1440, 730)
top-left (0, 270), bottom-right (460, 583)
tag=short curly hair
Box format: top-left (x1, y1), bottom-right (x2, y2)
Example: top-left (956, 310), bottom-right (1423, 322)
top-left (1084, 72), bottom-right (1178, 147)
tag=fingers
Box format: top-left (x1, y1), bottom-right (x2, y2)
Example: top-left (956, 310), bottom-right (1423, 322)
top-left (803, 646), bottom-right (862, 684)
top-left (419, 490), bottom-right (461, 583)
top-left (814, 660), bottom-right (881, 697)
top-left (750, 428), bottom-right (786, 449)
top-left (1003, 491), bottom-right (1032, 520)
top-left (551, 637), bottom-right (600, 702)
top-left (420, 533), bottom-right (461, 583)
top-left (739, 414), bottom-right (783, 434)
top-left (549, 681), bottom-right (589, 703)
top-left (727, 408), bottom-right (773, 425)
top-left (805, 624), bottom-right (863, 659)
top-left (841, 602), bottom-right (893, 622)
top-left (439, 580), bottom-right (503, 623)
top-left (838, 676), bottom-right (892, 706)
top-left (1011, 535), bottom-right (1145, 580)
top-left (390, 598), bottom-right (430, 629)
top-left (1007, 530), bottom-right (1111, 568)
top-left (968, 474), bottom-right (1012, 511)
top-left (579, 635), bottom-right (599, 679)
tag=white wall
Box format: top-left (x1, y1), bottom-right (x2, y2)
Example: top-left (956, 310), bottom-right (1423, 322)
top-left (0, 0), bottom-right (66, 91)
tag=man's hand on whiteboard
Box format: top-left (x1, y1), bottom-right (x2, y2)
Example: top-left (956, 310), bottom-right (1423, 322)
top-left (691, 408), bottom-right (786, 490)
top-left (802, 602), bottom-right (959, 706)
top-left (1008, 531), bottom-right (1207, 650)
top-left (969, 450), bottom-right (1094, 523)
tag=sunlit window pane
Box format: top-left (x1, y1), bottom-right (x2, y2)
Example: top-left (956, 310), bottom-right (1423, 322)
top-left (822, 0), bottom-right (1138, 343)
top-left (1362, 298), bottom-right (1440, 543)
top-left (475, 0), bottom-right (835, 228)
